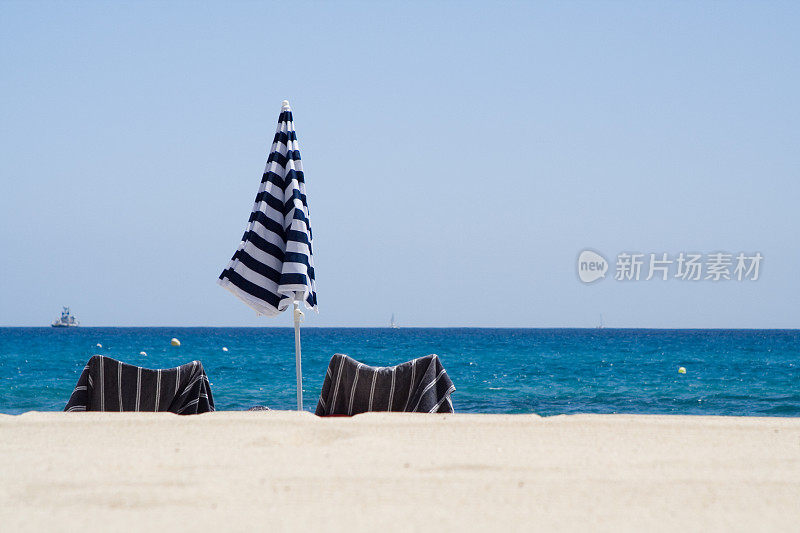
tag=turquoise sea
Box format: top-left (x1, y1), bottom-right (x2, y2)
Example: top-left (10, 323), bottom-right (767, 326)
top-left (1, 328), bottom-right (798, 416)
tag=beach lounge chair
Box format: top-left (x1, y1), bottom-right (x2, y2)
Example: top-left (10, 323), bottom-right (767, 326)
top-left (315, 353), bottom-right (455, 416)
top-left (64, 355), bottom-right (215, 414)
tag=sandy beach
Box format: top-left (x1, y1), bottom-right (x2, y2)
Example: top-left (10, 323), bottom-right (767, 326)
top-left (1, 412), bottom-right (798, 532)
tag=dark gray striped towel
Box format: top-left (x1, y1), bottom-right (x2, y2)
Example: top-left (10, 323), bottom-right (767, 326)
top-left (315, 354), bottom-right (455, 416)
top-left (64, 355), bottom-right (215, 414)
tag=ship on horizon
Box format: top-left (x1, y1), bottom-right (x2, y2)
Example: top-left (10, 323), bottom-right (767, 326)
top-left (51, 307), bottom-right (79, 328)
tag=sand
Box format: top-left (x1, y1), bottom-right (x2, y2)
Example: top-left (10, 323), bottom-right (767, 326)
top-left (1, 412), bottom-right (799, 532)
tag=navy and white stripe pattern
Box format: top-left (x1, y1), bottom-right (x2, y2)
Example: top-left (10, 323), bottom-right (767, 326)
top-left (315, 354), bottom-right (455, 416)
top-left (64, 355), bottom-right (215, 414)
top-left (218, 100), bottom-right (317, 317)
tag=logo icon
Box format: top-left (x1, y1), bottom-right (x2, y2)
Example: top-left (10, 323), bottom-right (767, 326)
top-left (577, 250), bottom-right (608, 283)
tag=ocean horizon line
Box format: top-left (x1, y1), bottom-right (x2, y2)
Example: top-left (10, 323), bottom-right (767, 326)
top-left (2, 325), bottom-right (798, 331)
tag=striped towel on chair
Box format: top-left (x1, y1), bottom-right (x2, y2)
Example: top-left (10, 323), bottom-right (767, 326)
top-left (64, 355), bottom-right (215, 414)
top-left (315, 354), bottom-right (455, 416)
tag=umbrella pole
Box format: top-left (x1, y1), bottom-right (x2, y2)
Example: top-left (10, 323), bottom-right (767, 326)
top-left (293, 300), bottom-right (303, 411)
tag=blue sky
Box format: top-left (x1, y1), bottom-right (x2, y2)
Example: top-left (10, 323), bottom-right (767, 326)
top-left (1, 1), bottom-right (798, 327)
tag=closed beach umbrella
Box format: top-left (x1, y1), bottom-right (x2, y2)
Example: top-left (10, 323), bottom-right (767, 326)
top-left (218, 100), bottom-right (317, 410)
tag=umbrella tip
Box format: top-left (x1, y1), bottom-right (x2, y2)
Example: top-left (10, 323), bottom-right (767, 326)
top-left (281, 100), bottom-right (291, 110)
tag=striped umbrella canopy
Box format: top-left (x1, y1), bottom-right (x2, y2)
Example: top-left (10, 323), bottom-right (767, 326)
top-left (218, 100), bottom-right (317, 410)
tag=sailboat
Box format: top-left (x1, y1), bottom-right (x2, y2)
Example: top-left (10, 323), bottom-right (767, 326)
top-left (596, 313), bottom-right (604, 329)
top-left (390, 313), bottom-right (399, 329)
